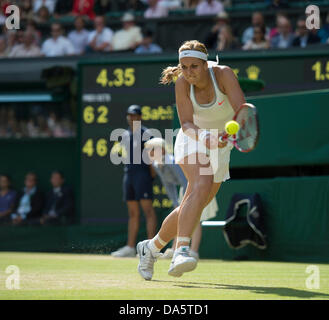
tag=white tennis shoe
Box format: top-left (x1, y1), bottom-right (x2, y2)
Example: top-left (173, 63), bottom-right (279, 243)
top-left (136, 240), bottom-right (162, 280)
top-left (168, 246), bottom-right (197, 277)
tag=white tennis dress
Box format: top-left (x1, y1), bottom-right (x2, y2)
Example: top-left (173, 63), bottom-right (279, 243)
top-left (174, 61), bottom-right (235, 183)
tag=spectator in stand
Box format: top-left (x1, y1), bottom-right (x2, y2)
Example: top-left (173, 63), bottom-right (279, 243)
top-left (34, 5), bottom-right (51, 24)
top-left (241, 11), bottom-right (270, 45)
top-left (0, 174), bottom-right (17, 225)
top-left (144, 0), bottom-right (168, 19)
top-left (87, 15), bottom-right (113, 52)
top-left (53, 0), bottom-right (73, 18)
top-left (0, 35), bottom-right (8, 58)
top-left (20, 0), bottom-right (34, 22)
top-left (182, 0), bottom-right (200, 9)
top-left (33, 0), bottom-right (56, 15)
top-left (268, 11), bottom-right (288, 41)
top-left (270, 15), bottom-right (294, 49)
top-left (293, 16), bottom-right (321, 48)
top-left (0, 3), bottom-right (5, 26)
top-left (317, 12), bottom-right (329, 44)
top-left (26, 20), bottom-right (42, 46)
top-left (40, 171), bottom-right (74, 225)
top-left (204, 11), bottom-right (230, 49)
top-left (216, 25), bottom-right (239, 51)
top-left (9, 31), bottom-right (42, 57)
top-left (243, 25), bottom-right (269, 50)
top-left (68, 15), bottom-right (89, 54)
top-left (195, 0), bottom-right (224, 16)
top-left (112, 12), bottom-right (143, 51)
top-left (71, 0), bottom-right (96, 20)
top-left (11, 172), bottom-right (44, 226)
top-left (41, 22), bottom-right (75, 56)
top-left (135, 28), bottom-right (163, 54)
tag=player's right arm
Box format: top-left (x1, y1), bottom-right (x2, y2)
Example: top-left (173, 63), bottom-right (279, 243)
top-left (175, 76), bottom-right (200, 142)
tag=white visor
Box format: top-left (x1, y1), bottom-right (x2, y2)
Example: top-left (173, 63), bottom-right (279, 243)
top-left (179, 50), bottom-right (208, 61)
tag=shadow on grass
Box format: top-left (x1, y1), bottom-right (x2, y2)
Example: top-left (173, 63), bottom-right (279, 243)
top-left (152, 280), bottom-right (329, 299)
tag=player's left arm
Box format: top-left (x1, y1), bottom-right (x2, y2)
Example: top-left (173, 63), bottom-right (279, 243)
top-left (216, 66), bottom-right (246, 112)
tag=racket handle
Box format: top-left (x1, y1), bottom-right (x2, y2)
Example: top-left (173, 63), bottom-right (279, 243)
top-left (219, 133), bottom-right (229, 143)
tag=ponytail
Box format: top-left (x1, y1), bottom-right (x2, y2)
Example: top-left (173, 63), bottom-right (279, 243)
top-left (160, 65), bottom-right (182, 85)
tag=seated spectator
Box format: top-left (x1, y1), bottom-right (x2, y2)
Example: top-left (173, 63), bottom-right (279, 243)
top-left (270, 15), bottom-right (294, 49)
top-left (182, 0), bottom-right (200, 8)
top-left (293, 16), bottom-right (320, 48)
top-left (216, 25), bottom-right (239, 51)
top-left (268, 11), bottom-right (288, 41)
top-left (25, 20), bottom-right (42, 46)
top-left (135, 29), bottom-right (163, 54)
top-left (317, 12), bottom-right (329, 44)
top-left (243, 25), bottom-right (269, 50)
top-left (195, 0), bottom-right (224, 16)
top-left (71, 0), bottom-right (96, 20)
top-left (40, 171), bottom-right (74, 225)
top-left (0, 174), bottom-right (17, 225)
top-left (68, 15), bottom-right (89, 54)
top-left (11, 172), bottom-right (44, 226)
top-left (87, 15), bottom-right (113, 52)
top-left (33, 0), bottom-right (56, 15)
top-left (144, 0), bottom-right (168, 19)
top-left (204, 11), bottom-right (230, 49)
top-left (54, 0), bottom-right (74, 18)
top-left (20, 0), bottom-right (34, 22)
top-left (112, 12), bottom-right (143, 51)
top-left (241, 11), bottom-right (270, 45)
top-left (0, 35), bottom-right (8, 58)
top-left (41, 22), bottom-right (75, 56)
top-left (9, 31), bottom-right (42, 57)
top-left (34, 5), bottom-right (51, 24)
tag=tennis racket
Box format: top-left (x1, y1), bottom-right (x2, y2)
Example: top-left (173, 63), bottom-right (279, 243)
top-left (220, 103), bottom-right (259, 153)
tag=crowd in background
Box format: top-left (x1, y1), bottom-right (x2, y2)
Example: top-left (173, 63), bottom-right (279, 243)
top-left (0, 105), bottom-right (76, 138)
top-left (0, 0), bottom-right (328, 58)
top-left (0, 171), bottom-right (75, 226)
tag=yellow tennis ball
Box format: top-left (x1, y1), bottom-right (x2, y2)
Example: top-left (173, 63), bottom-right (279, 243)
top-left (225, 120), bottom-right (240, 135)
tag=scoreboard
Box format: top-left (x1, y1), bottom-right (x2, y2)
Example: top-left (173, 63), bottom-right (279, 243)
top-left (78, 58), bottom-right (176, 224)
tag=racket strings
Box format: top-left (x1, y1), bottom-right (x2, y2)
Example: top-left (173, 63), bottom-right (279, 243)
top-left (235, 107), bottom-right (258, 152)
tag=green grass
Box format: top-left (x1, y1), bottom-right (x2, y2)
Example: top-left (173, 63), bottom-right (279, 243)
top-left (0, 252), bottom-right (328, 300)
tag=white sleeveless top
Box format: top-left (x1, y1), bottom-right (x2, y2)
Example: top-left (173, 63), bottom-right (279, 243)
top-left (190, 61), bottom-right (234, 131)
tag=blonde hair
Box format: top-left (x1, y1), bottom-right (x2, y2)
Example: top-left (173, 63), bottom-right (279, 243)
top-left (160, 40), bottom-right (208, 85)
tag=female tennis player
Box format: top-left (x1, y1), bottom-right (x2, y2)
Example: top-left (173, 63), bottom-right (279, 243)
top-left (137, 40), bottom-right (246, 280)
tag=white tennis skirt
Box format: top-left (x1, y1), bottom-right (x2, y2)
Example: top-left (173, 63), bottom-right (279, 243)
top-left (174, 128), bottom-right (233, 183)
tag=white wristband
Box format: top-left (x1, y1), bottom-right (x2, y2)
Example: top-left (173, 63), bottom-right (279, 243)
top-left (198, 130), bottom-right (210, 142)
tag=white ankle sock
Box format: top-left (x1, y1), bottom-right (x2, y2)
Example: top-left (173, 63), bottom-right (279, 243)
top-left (148, 235), bottom-right (168, 253)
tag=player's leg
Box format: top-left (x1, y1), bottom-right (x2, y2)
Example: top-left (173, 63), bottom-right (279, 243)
top-left (190, 224), bottom-right (202, 259)
top-left (168, 153), bottom-right (220, 276)
top-left (190, 181), bottom-right (221, 258)
top-left (176, 152), bottom-right (214, 247)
